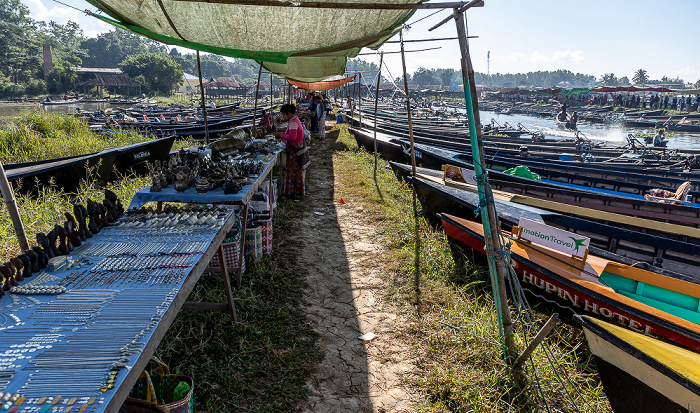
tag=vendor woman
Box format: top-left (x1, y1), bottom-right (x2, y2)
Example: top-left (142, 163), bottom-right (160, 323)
top-left (276, 104), bottom-right (310, 197)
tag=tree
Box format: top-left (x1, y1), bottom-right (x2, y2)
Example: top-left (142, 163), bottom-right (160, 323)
top-left (0, 0), bottom-right (33, 27)
top-left (411, 67), bottom-right (437, 85)
top-left (437, 69), bottom-right (455, 86)
top-left (46, 59), bottom-right (75, 94)
top-left (600, 73), bottom-right (618, 86)
top-left (38, 21), bottom-right (87, 66)
top-left (619, 76), bottom-right (630, 86)
top-left (633, 69), bottom-right (649, 85)
top-left (119, 53), bottom-right (183, 95)
top-left (81, 28), bottom-right (167, 68)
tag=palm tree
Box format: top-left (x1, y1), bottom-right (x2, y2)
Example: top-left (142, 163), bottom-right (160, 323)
top-left (601, 73), bottom-right (618, 86)
top-left (633, 69), bottom-right (649, 85)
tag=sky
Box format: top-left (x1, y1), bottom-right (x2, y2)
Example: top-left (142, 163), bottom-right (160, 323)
top-left (23, 0), bottom-right (700, 83)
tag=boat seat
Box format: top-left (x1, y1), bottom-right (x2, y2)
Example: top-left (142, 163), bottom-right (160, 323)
top-left (644, 181), bottom-right (692, 206)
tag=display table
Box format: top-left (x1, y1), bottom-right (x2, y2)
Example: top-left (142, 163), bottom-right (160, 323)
top-left (128, 149), bottom-right (283, 210)
top-left (0, 208), bottom-right (236, 413)
top-left (127, 149), bottom-right (282, 299)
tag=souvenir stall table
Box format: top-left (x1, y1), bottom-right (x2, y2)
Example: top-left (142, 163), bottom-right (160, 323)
top-left (128, 145), bottom-right (283, 314)
top-left (0, 138), bottom-right (282, 412)
top-left (0, 205), bottom-right (237, 413)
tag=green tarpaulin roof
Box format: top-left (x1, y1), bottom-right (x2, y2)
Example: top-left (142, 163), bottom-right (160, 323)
top-left (87, 0), bottom-right (418, 81)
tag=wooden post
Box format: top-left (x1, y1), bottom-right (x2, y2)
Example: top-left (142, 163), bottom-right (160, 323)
top-left (252, 64), bottom-right (262, 136)
top-left (358, 72), bottom-right (363, 126)
top-left (400, 28), bottom-right (421, 305)
top-left (196, 50), bottom-right (211, 144)
top-left (373, 52), bottom-right (384, 176)
top-left (0, 162), bottom-right (29, 252)
top-left (513, 314), bottom-right (559, 372)
top-left (454, 8), bottom-right (517, 362)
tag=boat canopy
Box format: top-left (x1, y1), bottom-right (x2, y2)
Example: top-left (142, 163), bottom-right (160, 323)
top-left (86, 0), bottom-right (419, 81)
top-left (287, 75), bottom-right (357, 91)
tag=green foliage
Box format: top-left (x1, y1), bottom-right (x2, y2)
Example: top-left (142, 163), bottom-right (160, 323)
top-left (119, 53), bottom-right (184, 95)
top-left (80, 28), bottom-right (167, 68)
top-left (475, 70), bottom-right (596, 88)
top-left (0, 112), bottom-right (150, 164)
top-left (46, 59), bottom-right (76, 94)
top-left (633, 68), bottom-right (649, 85)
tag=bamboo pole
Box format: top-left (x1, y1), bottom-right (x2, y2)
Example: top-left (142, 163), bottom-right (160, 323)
top-left (196, 50), bottom-right (211, 144)
top-left (453, 8), bottom-right (516, 362)
top-left (358, 72), bottom-right (363, 126)
top-left (373, 52), bottom-right (384, 177)
top-left (173, 0), bottom-right (483, 9)
top-left (400, 28), bottom-right (421, 305)
top-left (0, 162), bottom-right (29, 252)
top-left (356, 47), bottom-right (442, 55)
top-left (384, 37), bottom-right (458, 43)
top-left (251, 64), bottom-right (262, 136)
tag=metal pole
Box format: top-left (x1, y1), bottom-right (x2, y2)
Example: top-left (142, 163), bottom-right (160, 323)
top-left (252, 64), bottom-right (262, 136)
top-left (373, 52), bottom-right (384, 176)
top-left (0, 162), bottom-right (29, 252)
top-left (270, 72), bottom-right (273, 106)
top-left (196, 50), bottom-right (211, 144)
top-left (400, 28), bottom-right (421, 305)
top-left (454, 8), bottom-right (516, 361)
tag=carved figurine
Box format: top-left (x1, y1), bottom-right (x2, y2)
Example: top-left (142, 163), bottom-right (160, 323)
top-left (55, 224), bottom-right (69, 255)
top-left (46, 230), bottom-right (60, 257)
top-left (77, 204), bottom-right (92, 238)
top-left (19, 254), bottom-right (31, 279)
top-left (65, 213), bottom-right (82, 247)
top-left (24, 250), bottom-right (39, 274)
top-left (37, 232), bottom-right (54, 259)
top-left (32, 246), bottom-right (48, 269)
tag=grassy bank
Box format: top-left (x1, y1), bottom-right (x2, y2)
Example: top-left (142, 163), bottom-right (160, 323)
top-left (0, 112), bottom-right (150, 164)
top-left (331, 125), bottom-right (609, 412)
top-left (0, 112), bottom-right (197, 258)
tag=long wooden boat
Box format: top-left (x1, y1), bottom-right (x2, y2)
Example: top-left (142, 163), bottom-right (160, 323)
top-left (439, 213), bottom-right (700, 352)
top-left (4, 137), bottom-right (174, 193)
top-left (354, 113), bottom-right (700, 157)
top-left (389, 161), bottom-right (700, 228)
top-left (353, 116), bottom-right (700, 169)
top-left (576, 315), bottom-right (700, 413)
top-left (410, 142), bottom-right (700, 202)
top-left (40, 98), bottom-right (82, 106)
top-left (400, 171), bottom-right (700, 278)
top-left (5, 152), bottom-right (116, 193)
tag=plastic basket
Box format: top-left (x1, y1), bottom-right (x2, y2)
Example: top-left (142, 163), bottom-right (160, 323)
top-left (245, 225), bottom-right (263, 261)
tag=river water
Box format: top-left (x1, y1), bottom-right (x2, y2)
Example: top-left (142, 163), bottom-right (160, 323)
top-left (0, 102), bottom-right (114, 118)
top-left (435, 107), bottom-right (700, 150)
top-left (3, 102), bottom-right (700, 150)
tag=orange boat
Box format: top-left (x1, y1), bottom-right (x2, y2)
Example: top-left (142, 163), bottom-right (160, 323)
top-left (439, 212), bottom-right (700, 352)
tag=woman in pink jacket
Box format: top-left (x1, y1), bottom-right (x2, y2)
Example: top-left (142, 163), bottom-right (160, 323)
top-left (276, 104), bottom-right (309, 197)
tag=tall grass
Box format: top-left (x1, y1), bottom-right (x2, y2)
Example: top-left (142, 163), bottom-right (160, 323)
top-left (0, 112), bottom-right (151, 164)
top-left (0, 173), bottom-right (149, 260)
top-left (332, 125), bottom-right (610, 412)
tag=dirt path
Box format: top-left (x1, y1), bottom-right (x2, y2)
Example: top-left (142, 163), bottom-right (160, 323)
top-left (294, 131), bottom-right (420, 412)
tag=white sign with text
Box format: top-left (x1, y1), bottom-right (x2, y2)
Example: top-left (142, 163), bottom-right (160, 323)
top-left (517, 218), bottom-right (590, 258)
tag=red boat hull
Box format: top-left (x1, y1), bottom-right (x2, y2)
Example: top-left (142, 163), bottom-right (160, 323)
top-left (439, 213), bottom-right (700, 353)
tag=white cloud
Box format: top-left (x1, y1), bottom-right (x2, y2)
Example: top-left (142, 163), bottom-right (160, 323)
top-left (25, 0), bottom-right (81, 25)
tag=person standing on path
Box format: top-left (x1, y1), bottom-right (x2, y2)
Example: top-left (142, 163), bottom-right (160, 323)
top-left (276, 104), bottom-right (309, 197)
top-left (314, 95), bottom-right (326, 140)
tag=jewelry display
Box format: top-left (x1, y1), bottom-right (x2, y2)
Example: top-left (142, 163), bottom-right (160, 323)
top-left (0, 203), bottom-right (234, 410)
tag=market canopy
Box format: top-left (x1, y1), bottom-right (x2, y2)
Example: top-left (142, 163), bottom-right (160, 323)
top-left (86, 0), bottom-right (420, 81)
top-left (287, 75), bottom-right (357, 91)
top-left (590, 86), bottom-right (675, 93)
